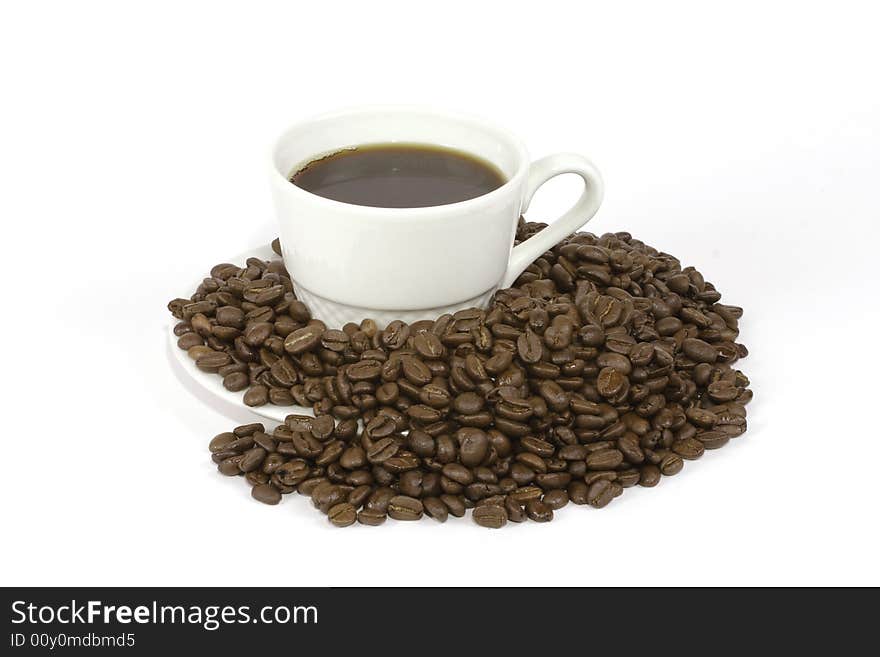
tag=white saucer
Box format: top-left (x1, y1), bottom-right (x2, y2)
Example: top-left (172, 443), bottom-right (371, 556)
top-left (167, 244), bottom-right (312, 423)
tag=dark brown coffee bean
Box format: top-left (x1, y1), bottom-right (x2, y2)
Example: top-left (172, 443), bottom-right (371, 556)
top-left (177, 333), bottom-right (204, 350)
top-left (362, 487), bottom-right (393, 514)
top-left (616, 469), bottom-right (640, 488)
top-left (222, 371), bottom-right (249, 391)
top-left (327, 502), bottom-right (357, 527)
top-left (473, 504), bottom-right (508, 528)
top-left (401, 355), bottom-right (432, 385)
top-left (413, 331), bottom-right (444, 359)
top-left (423, 496), bottom-right (449, 523)
top-left (218, 455), bottom-right (244, 476)
top-left (587, 479), bottom-right (621, 508)
top-left (357, 509), bottom-right (387, 526)
top-left (707, 380), bottom-right (740, 402)
top-left (596, 367), bottom-right (627, 398)
top-left (586, 448), bottom-right (624, 470)
top-left (243, 322), bottom-right (273, 347)
top-left (244, 284), bottom-right (284, 306)
top-left (347, 359), bottom-right (383, 381)
top-left (442, 463), bottom-right (474, 486)
top-left (209, 432), bottom-right (236, 453)
top-left (313, 484), bottom-right (348, 514)
top-left (508, 485), bottom-right (541, 504)
top-left (388, 495), bottom-right (423, 521)
top-left (672, 437), bottom-right (705, 460)
top-left (542, 489), bottom-right (569, 510)
top-left (232, 423), bottom-right (263, 438)
top-left (437, 494), bottom-right (464, 517)
top-left (682, 338), bottom-right (717, 363)
top-left (348, 485), bottom-right (372, 508)
top-left (517, 330), bottom-right (543, 364)
top-left (697, 430), bottom-right (731, 450)
top-left (407, 404), bottom-right (443, 423)
top-left (457, 428), bottom-right (489, 467)
top-left (283, 325), bottom-right (322, 355)
top-left (659, 452), bottom-right (684, 476)
top-left (419, 384), bottom-right (451, 408)
top-left (311, 414), bottom-right (335, 440)
top-left (239, 447), bottom-right (267, 472)
top-left (639, 464), bottom-right (661, 487)
top-left (503, 497), bottom-right (527, 522)
top-left (296, 477), bottom-right (327, 496)
top-left (251, 483), bottom-right (281, 505)
top-left (536, 472), bottom-right (571, 490)
top-left (568, 480), bottom-right (589, 504)
top-left (243, 385), bottom-right (269, 406)
top-left (525, 498), bottom-right (553, 522)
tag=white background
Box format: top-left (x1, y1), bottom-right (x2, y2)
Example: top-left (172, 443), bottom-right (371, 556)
top-left (2, 1), bottom-right (878, 587)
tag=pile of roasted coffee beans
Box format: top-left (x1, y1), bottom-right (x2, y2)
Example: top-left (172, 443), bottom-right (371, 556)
top-left (170, 220), bottom-right (752, 527)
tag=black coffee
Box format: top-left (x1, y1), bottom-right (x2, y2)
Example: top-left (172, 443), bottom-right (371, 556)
top-left (289, 143), bottom-right (506, 208)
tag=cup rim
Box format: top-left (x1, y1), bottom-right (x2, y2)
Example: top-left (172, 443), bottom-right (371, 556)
top-left (268, 105), bottom-right (530, 217)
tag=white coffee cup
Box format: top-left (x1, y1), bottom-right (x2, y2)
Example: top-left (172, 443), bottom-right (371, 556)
top-left (269, 106), bottom-right (603, 326)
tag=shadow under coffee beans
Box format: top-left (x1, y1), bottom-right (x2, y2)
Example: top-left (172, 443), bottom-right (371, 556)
top-left (170, 220), bottom-right (752, 527)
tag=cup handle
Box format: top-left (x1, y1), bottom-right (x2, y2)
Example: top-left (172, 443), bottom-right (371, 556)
top-left (501, 153), bottom-right (604, 288)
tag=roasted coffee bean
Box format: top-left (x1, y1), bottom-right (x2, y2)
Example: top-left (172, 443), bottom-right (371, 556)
top-left (223, 371), bottom-right (249, 391)
top-left (420, 384), bottom-right (451, 408)
top-left (190, 223), bottom-right (750, 527)
top-left (401, 355), bottom-right (432, 385)
top-left (347, 359), bottom-right (382, 381)
top-left (177, 333), bottom-right (204, 350)
top-left (423, 496), bottom-right (449, 523)
top-left (473, 504), bottom-right (508, 528)
top-left (682, 338), bottom-right (717, 363)
top-left (587, 479), bottom-right (620, 508)
top-left (542, 489), bottom-right (569, 510)
top-left (243, 322), bottom-right (273, 347)
top-left (297, 477), bottom-right (328, 496)
top-left (596, 367), bottom-right (627, 398)
top-left (357, 509), bottom-right (387, 526)
top-left (313, 484), bottom-right (348, 514)
top-left (442, 463), bottom-right (474, 486)
top-left (218, 456), bottom-right (244, 476)
top-left (243, 385), bottom-right (269, 407)
top-left (659, 452), bottom-right (684, 476)
top-left (616, 469), bottom-right (640, 488)
top-left (251, 483), bottom-right (282, 505)
top-left (526, 498), bottom-right (553, 522)
top-left (328, 503), bottom-right (357, 527)
top-left (504, 497), bottom-right (527, 522)
top-left (239, 447), bottom-right (267, 472)
top-left (697, 430), bottom-right (731, 449)
top-left (311, 414), bottom-right (335, 440)
top-left (209, 432), bottom-right (236, 453)
top-left (568, 480), bottom-right (589, 504)
top-left (586, 449), bottom-right (624, 470)
top-left (362, 487), bottom-right (394, 514)
top-left (284, 325), bottom-right (322, 355)
top-left (639, 464), bottom-right (662, 487)
top-left (707, 380), bottom-right (740, 402)
top-left (413, 332), bottom-right (444, 359)
top-left (457, 428), bottom-right (489, 467)
top-left (672, 437), bottom-right (705, 460)
top-left (439, 494), bottom-right (466, 517)
top-left (517, 330), bottom-right (543, 364)
top-left (388, 495), bottom-right (423, 521)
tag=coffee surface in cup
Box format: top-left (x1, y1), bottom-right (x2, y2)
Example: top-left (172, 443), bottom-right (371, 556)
top-left (290, 143), bottom-right (506, 208)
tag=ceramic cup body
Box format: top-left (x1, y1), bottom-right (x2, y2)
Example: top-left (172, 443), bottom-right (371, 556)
top-left (269, 106), bottom-right (603, 326)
